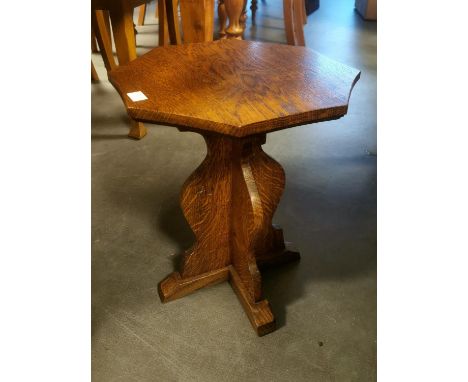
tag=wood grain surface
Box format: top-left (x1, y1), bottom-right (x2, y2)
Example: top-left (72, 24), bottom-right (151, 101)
top-left (158, 133), bottom-right (301, 335)
top-left (109, 39), bottom-right (360, 335)
top-left (109, 39), bottom-right (360, 138)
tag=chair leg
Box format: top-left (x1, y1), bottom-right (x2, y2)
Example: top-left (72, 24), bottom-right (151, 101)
top-left (293, 0), bottom-right (305, 46)
top-left (158, 0), bottom-right (170, 45)
top-left (283, 0), bottom-right (295, 45)
top-left (92, 10), bottom-right (117, 72)
top-left (91, 29), bottom-right (98, 52)
top-left (218, 0), bottom-right (227, 38)
top-left (166, 0), bottom-right (181, 44)
top-left (224, 0), bottom-right (247, 39)
top-left (137, 4), bottom-right (147, 25)
top-left (301, 0), bottom-right (307, 24)
top-left (180, 0), bottom-right (215, 43)
top-left (91, 61), bottom-right (99, 81)
top-left (251, 0), bottom-right (258, 22)
top-left (283, 0), bottom-right (305, 46)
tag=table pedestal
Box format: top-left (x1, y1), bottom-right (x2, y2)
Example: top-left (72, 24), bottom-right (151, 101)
top-left (158, 132), bottom-right (300, 336)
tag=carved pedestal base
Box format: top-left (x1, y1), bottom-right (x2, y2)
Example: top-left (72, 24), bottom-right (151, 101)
top-left (158, 132), bottom-right (300, 336)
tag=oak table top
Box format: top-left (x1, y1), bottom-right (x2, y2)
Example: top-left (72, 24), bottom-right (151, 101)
top-left (109, 40), bottom-right (360, 336)
top-left (109, 39), bottom-right (360, 137)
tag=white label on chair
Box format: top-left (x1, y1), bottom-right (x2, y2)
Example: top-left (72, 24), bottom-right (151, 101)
top-left (127, 91), bottom-right (148, 102)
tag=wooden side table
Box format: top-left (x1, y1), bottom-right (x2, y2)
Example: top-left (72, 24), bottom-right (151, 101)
top-left (109, 40), bottom-right (360, 335)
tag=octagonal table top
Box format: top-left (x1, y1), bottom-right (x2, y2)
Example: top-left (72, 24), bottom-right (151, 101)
top-left (109, 39), bottom-right (360, 137)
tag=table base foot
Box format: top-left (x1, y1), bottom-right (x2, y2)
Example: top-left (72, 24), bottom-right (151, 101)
top-left (128, 121), bottom-right (147, 139)
top-left (228, 265), bottom-right (276, 336)
top-left (158, 247), bottom-right (300, 336)
top-left (158, 133), bottom-right (301, 335)
top-left (158, 267), bottom-right (230, 303)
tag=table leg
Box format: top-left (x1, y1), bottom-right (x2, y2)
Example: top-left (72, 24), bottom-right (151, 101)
top-left (108, 2), bottom-right (147, 139)
top-left (251, 0), bottom-right (258, 22)
top-left (224, 0), bottom-right (247, 39)
top-left (218, 0), bottom-right (227, 38)
top-left (158, 133), bottom-right (300, 336)
top-left (179, 0), bottom-right (215, 43)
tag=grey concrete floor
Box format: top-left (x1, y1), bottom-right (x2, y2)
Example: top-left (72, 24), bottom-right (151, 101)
top-left (92, 0), bottom-right (376, 380)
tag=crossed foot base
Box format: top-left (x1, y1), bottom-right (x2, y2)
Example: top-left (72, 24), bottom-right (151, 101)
top-left (158, 132), bottom-right (300, 336)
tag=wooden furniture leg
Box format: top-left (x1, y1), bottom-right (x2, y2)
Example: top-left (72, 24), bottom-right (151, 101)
top-left (283, 0), bottom-right (305, 46)
top-left (137, 3), bottom-right (147, 25)
top-left (218, 0), bottom-right (227, 38)
top-left (179, 0), bottom-right (215, 42)
top-left (250, 0), bottom-right (258, 22)
top-left (103, 10), bottom-right (112, 39)
top-left (166, 0), bottom-right (182, 44)
top-left (109, 2), bottom-right (147, 139)
top-left (283, 0), bottom-right (295, 45)
top-left (91, 29), bottom-right (98, 52)
top-left (302, 0), bottom-right (307, 24)
top-left (159, 133), bottom-right (300, 336)
top-left (157, 0), bottom-right (170, 45)
top-left (91, 61), bottom-right (99, 81)
top-left (224, 0), bottom-right (247, 39)
top-left (293, 0), bottom-right (305, 46)
top-left (240, 2), bottom-right (247, 32)
top-left (92, 10), bottom-right (117, 72)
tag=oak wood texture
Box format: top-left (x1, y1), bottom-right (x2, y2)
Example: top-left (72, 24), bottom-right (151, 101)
top-left (109, 40), bottom-right (360, 138)
top-left (109, 40), bottom-right (359, 335)
top-left (158, 0), bottom-right (181, 45)
top-left (180, 0), bottom-right (215, 43)
top-left (157, 133), bottom-right (301, 335)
